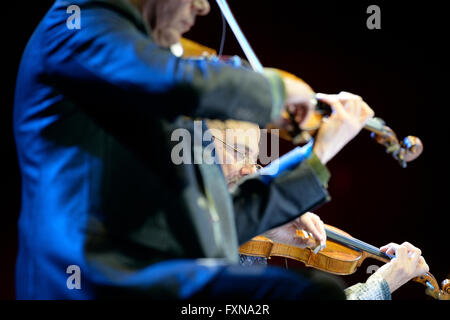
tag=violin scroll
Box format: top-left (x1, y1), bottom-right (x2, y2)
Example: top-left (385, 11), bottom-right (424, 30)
top-left (417, 274), bottom-right (450, 300)
top-left (401, 136), bottom-right (423, 163)
top-left (369, 119), bottom-right (423, 168)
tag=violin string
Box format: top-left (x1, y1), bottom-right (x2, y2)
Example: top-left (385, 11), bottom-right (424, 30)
top-left (218, 12), bottom-right (226, 57)
top-left (326, 230), bottom-right (436, 292)
top-left (331, 230), bottom-right (380, 256)
top-left (215, 0), bottom-right (264, 72)
top-left (325, 228), bottom-right (391, 259)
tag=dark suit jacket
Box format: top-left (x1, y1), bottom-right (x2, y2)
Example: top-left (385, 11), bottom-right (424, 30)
top-left (13, 0), bottom-right (330, 299)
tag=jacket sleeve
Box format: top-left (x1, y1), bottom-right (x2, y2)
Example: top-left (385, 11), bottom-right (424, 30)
top-left (232, 153), bottom-right (331, 245)
top-left (40, 3), bottom-right (285, 127)
top-left (344, 272), bottom-right (392, 300)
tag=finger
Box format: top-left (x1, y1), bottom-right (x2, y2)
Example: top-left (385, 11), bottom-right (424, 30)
top-left (338, 92), bottom-right (373, 124)
top-left (312, 216), bottom-right (326, 246)
top-left (293, 217), bottom-right (302, 229)
top-left (345, 100), bottom-right (367, 125)
top-left (343, 100), bottom-right (357, 117)
top-left (338, 91), bottom-right (362, 101)
top-left (380, 243), bottom-right (399, 256)
top-left (385, 246), bottom-right (398, 257)
top-left (418, 257), bottom-right (430, 274)
top-left (351, 101), bottom-right (361, 121)
top-left (395, 245), bottom-right (408, 260)
top-left (296, 212), bottom-right (311, 230)
top-left (360, 101), bottom-right (374, 122)
top-left (302, 217), bottom-right (323, 243)
top-left (337, 92), bottom-right (373, 123)
top-left (380, 243), bottom-right (395, 251)
top-left (400, 242), bottom-right (421, 264)
top-left (401, 242), bottom-right (422, 257)
top-left (293, 229), bottom-right (317, 249)
top-left (315, 93), bottom-right (346, 116)
top-left (409, 250), bottom-right (421, 266)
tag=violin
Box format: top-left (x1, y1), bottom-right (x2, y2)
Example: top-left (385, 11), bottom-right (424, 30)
top-left (179, 1), bottom-right (441, 299)
top-left (239, 225), bottom-right (450, 300)
top-left (178, 37), bottom-right (423, 168)
top-left (273, 71), bottom-right (423, 168)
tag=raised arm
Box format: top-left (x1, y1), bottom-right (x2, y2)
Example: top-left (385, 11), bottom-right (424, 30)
top-left (40, 3), bottom-right (285, 126)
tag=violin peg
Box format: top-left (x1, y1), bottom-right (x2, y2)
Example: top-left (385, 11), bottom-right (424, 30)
top-left (442, 279), bottom-right (450, 295)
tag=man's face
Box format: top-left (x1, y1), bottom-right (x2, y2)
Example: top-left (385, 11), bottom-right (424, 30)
top-left (211, 124), bottom-right (261, 189)
top-left (144, 0), bottom-right (210, 47)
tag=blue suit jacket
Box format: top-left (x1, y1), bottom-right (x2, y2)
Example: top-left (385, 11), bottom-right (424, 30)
top-left (13, 0), bottom-right (329, 299)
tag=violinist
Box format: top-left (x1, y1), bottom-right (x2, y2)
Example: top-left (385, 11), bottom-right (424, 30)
top-left (14, 0), bottom-right (373, 299)
top-left (206, 119), bottom-right (430, 300)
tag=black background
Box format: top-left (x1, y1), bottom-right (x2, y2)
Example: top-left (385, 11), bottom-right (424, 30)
top-left (1, 1), bottom-right (448, 300)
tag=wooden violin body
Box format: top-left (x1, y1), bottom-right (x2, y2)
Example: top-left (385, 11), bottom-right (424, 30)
top-left (239, 225), bottom-right (450, 300)
top-left (240, 226), bottom-right (369, 276)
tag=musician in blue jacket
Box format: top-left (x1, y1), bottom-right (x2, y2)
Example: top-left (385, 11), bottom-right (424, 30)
top-left (13, 0), bottom-right (373, 299)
